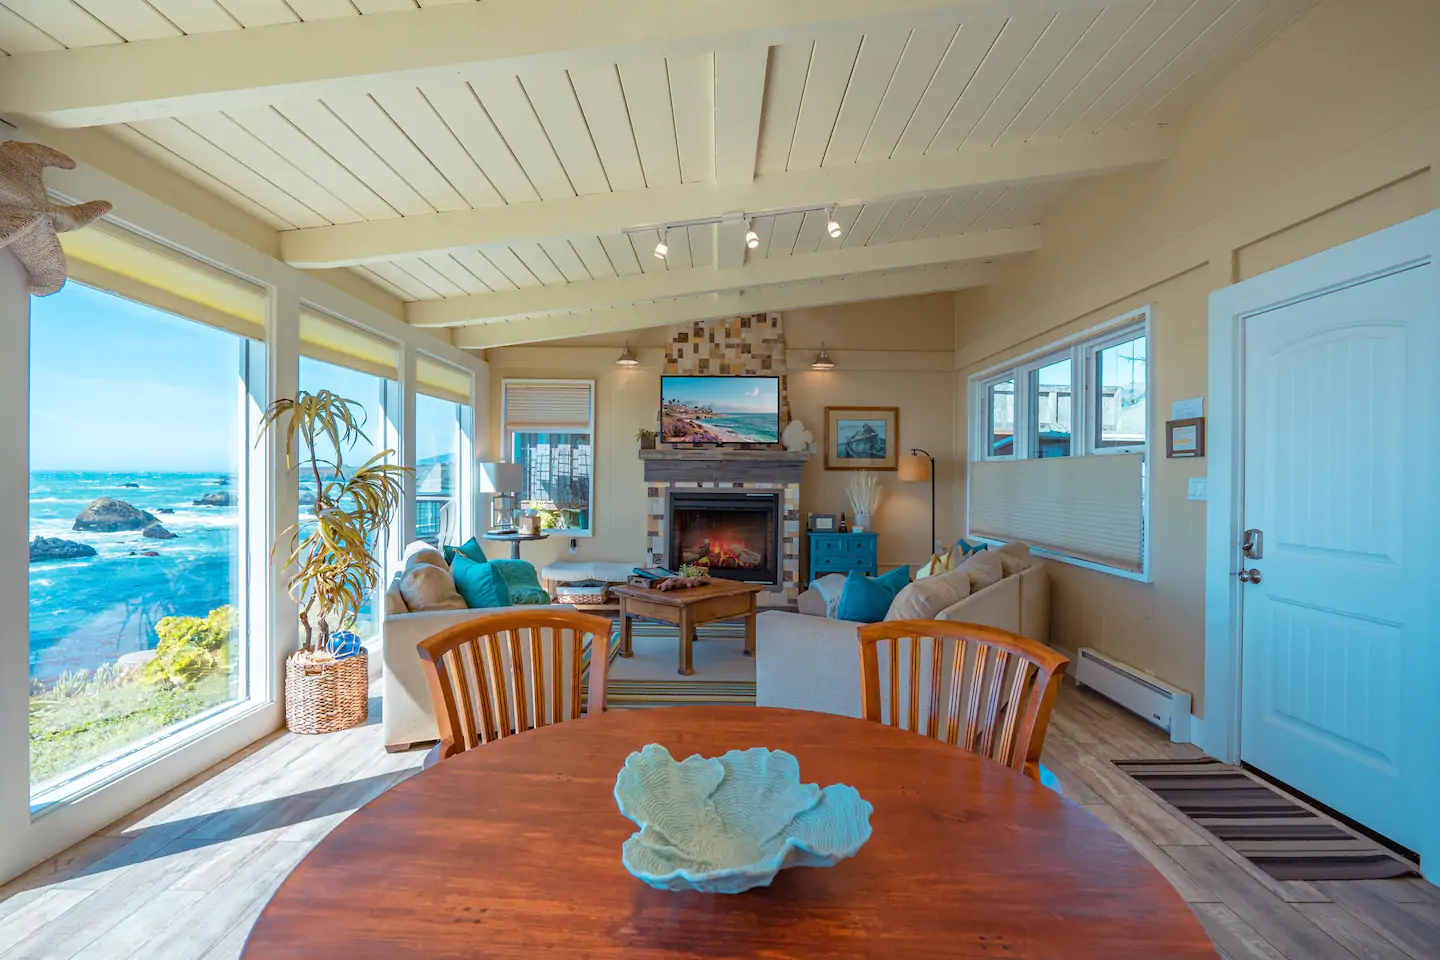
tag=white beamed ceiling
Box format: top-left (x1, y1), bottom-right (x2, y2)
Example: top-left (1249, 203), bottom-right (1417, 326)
top-left (0, 0), bottom-right (1314, 338)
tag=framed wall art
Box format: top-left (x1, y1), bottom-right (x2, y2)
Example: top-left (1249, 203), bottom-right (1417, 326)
top-left (824, 406), bottom-right (899, 471)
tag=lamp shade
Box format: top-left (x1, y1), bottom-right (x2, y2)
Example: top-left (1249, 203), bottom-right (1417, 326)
top-left (898, 453), bottom-right (932, 483)
top-left (479, 461), bottom-right (523, 494)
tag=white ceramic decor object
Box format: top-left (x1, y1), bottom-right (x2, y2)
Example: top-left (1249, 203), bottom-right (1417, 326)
top-left (614, 744), bottom-right (873, 894)
top-left (781, 420), bottom-right (813, 453)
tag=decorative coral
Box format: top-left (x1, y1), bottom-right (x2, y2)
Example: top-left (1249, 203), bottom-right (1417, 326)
top-left (0, 141), bottom-right (111, 296)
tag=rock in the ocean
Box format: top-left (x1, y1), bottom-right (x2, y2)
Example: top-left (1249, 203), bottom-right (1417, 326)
top-left (142, 522), bottom-right (178, 540)
top-left (139, 550), bottom-right (160, 558)
top-left (121, 482), bottom-right (140, 488)
top-left (157, 507), bottom-right (175, 515)
top-left (193, 492), bottom-right (235, 507)
top-left (74, 497), bottom-right (158, 532)
top-left (216, 478), bottom-right (229, 486)
top-left (30, 537), bottom-right (97, 562)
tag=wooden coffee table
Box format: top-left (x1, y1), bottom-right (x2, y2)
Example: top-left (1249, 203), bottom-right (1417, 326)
top-left (610, 579), bottom-right (762, 676)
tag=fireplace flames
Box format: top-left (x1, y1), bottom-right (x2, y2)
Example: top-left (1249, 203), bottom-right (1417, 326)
top-left (681, 537), bottom-right (763, 570)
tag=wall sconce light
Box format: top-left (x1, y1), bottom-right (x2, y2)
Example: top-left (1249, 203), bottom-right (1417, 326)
top-left (615, 341), bottom-right (639, 366)
top-left (811, 343), bottom-right (834, 370)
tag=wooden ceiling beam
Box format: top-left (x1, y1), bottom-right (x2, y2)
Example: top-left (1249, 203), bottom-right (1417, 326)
top-left (282, 128), bottom-right (1165, 267)
top-left (408, 226), bottom-right (1038, 326)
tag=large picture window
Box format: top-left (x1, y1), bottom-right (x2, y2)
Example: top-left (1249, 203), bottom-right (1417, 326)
top-left (502, 380), bottom-right (594, 536)
top-left (968, 309), bottom-right (1150, 577)
top-left (29, 280), bottom-right (257, 797)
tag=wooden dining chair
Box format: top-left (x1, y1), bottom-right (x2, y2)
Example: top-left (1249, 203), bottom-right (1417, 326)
top-left (856, 620), bottom-right (1069, 781)
top-left (417, 609), bottom-right (613, 766)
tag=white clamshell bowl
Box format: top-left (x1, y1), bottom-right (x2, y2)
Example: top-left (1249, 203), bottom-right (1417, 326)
top-left (613, 743), bottom-right (874, 894)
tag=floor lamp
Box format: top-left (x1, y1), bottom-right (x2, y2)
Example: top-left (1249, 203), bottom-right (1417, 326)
top-left (899, 449), bottom-right (936, 553)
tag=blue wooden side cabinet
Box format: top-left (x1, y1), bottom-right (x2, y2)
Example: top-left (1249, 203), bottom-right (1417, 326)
top-left (808, 532), bottom-right (878, 580)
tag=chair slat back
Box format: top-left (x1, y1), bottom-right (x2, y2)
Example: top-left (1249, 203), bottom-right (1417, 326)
top-left (417, 610), bottom-right (613, 763)
top-left (858, 619), bottom-right (1069, 779)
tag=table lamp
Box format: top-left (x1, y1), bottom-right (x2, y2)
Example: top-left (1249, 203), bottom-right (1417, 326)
top-left (899, 449), bottom-right (936, 553)
top-left (479, 461), bottom-right (523, 532)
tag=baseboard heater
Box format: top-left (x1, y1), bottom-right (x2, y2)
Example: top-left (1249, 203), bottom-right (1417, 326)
top-left (1072, 647), bottom-right (1192, 743)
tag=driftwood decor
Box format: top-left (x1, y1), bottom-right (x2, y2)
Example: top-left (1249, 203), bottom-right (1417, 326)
top-left (0, 141), bottom-right (111, 296)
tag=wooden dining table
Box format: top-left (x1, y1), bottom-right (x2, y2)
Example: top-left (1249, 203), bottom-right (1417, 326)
top-left (242, 706), bottom-right (1219, 959)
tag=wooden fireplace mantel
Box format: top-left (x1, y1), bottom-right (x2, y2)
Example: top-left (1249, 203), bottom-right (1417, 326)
top-left (639, 448), bottom-right (810, 483)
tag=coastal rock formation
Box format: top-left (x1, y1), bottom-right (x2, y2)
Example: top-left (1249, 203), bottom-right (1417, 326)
top-left (142, 522), bottom-right (177, 540)
top-left (121, 482), bottom-right (140, 488)
top-left (193, 492), bottom-right (235, 507)
top-left (30, 537), bottom-right (97, 561)
top-left (74, 497), bottom-right (158, 532)
top-left (157, 507), bottom-right (175, 514)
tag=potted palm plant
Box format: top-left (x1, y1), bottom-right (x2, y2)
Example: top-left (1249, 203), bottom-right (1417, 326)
top-left (261, 391), bottom-right (410, 735)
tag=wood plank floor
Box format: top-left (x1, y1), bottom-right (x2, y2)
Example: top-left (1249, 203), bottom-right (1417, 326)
top-left (2, 685), bottom-right (1437, 959)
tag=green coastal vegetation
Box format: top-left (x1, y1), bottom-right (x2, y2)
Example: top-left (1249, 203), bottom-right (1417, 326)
top-left (29, 605), bottom-right (236, 785)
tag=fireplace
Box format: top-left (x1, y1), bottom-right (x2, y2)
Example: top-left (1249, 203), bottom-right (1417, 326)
top-left (667, 490), bottom-right (782, 586)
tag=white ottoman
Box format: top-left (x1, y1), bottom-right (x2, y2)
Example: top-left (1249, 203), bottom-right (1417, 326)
top-left (540, 560), bottom-right (642, 595)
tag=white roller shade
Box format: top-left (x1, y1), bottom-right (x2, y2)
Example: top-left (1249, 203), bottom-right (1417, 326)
top-left (299, 308), bottom-right (397, 380)
top-left (60, 222), bottom-right (265, 340)
top-left (969, 454), bottom-right (1145, 572)
top-left (417, 355), bottom-right (472, 405)
top-left (503, 380), bottom-right (593, 430)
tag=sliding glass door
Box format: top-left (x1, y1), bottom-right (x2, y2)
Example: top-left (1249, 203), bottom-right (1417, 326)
top-left (28, 281), bottom-right (256, 800)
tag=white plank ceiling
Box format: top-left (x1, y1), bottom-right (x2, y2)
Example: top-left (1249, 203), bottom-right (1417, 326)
top-left (0, 0), bottom-right (1315, 338)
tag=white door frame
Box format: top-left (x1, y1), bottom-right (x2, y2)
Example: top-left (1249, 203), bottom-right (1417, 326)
top-left (1202, 208), bottom-right (1440, 875)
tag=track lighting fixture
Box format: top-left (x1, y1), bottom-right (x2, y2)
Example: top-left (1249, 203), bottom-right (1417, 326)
top-left (654, 227), bottom-right (668, 259)
top-left (745, 225), bottom-right (760, 249)
top-left (826, 206), bottom-right (843, 239)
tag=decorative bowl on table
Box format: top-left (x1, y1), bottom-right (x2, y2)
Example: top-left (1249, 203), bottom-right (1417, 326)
top-left (614, 744), bottom-right (874, 894)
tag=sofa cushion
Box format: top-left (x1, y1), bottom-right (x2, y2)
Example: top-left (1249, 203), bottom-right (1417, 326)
top-left (489, 559), bottom-right (551, 605)
top-left (810, 573), bottom-right (848, 618)
top-left (957, 549), bottom-right (1004, 593)
top-left (995, 541), bottom-right (1034, 576)
top-left (398, 563), bottom-right (467, 612)
top-left (452, 554), bottom-right (508, 608)
top-left (385, 578), bottom-right (409, 615)
top-left (836, 566), bottom-right (910, 623)
top-left (444, 536), bottom-right (487, 566)
top-left (915, 547), bottom-right (955, 580)
top-left (405, 544), bottom-right (450, 572)
top-left (886, 565), bottom-right (972, 620)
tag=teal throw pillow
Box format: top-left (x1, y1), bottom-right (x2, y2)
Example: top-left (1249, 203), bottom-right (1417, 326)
top-left (955, 537), bottom-right (989, 558)
top-left (444, 536), bottom-right (488, 566)
top-left (488, 559), bottom-right (550, 605)
top-left (835, 565), bottom-right (911, 623)
top-left (451, 554), bottom-right (508, 609)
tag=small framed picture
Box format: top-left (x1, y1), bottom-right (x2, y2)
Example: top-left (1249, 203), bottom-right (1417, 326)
top-left (809, 513), bottom-right (838, 533)
top-left (1166, 417), bottom-right (1206, 458)
top-left (825, 406), bottom-right (900, 470)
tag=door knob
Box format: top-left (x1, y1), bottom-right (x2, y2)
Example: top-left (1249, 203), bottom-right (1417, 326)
top-left (1238, 568), bottom-right (1263, 584)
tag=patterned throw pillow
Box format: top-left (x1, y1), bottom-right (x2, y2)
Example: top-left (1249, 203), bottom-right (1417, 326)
top-left (487, 559), bottom-right (551, 605)
top-left (955, 537), bottom-right (989, 558)
top-left (915, 547), bottom-right (955, 580)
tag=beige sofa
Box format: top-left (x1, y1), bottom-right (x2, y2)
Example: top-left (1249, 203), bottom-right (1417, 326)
top-left (756, 546), bottom-right (1049, 721)
top-left (379, 574), bottom-right (577, 751)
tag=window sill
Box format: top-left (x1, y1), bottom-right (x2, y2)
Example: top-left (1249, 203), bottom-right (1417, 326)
top-left (29, 696), bottom-right (272, 820)
top-left (970, 537), bottom-right (1152, 584)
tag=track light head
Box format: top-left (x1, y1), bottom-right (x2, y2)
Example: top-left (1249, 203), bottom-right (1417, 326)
top-left (827, 216), bottom-right (843, 239)
top-left (745, 229), bottom-right (760, 249)
top-left (654, 227), bottom-right (669, 259)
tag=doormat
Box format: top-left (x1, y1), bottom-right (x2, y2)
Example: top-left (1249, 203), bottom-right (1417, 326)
top-left (1114, 757), bottom-right (1418, 881)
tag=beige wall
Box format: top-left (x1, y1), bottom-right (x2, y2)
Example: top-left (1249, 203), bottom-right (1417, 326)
top-left (488, 293), bottom-right (958, 577)
top-left (952, 0), bottom-right (1440, 714)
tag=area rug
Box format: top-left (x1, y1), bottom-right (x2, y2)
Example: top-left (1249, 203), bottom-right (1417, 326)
top-left (585, 619), bottom-right (756, 709)
top-left (1114, 757), bottom-right (1418, 880)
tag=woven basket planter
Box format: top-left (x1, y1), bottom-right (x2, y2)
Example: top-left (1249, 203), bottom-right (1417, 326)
top-left (285, 650), bottom-right (368, 735)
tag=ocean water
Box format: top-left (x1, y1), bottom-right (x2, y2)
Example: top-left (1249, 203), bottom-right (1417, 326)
top-left (29, 471), bottom-right (241, 684)
top-left (699, 413), bottom-right (780, 443)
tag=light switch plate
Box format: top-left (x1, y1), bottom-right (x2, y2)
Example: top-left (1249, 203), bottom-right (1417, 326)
top-left (1187, 477), bottom-right (1208, 501)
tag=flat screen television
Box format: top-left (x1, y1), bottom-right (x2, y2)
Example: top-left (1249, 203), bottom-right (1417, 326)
top-left (661, 375), bottom-right (781, 444)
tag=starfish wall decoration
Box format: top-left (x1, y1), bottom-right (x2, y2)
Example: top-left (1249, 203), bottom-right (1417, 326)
top-left (0, 141), bottom-right (112, 296)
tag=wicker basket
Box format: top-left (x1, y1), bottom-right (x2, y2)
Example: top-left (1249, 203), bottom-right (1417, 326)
top-left (554, 578), bottom-right (613, 605)
top-left (285, 650), bottom-right (369, 735)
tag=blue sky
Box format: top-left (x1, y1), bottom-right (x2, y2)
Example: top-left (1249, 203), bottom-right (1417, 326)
top-left (30, 283), bottom-right (243, 472)
top-left (662, 376), bottom-right (779, 414)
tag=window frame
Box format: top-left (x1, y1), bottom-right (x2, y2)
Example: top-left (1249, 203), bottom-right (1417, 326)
top-left (501, 378), bottom-right (596, 538)
top-left (967, 307), bottom-right (1153, 581)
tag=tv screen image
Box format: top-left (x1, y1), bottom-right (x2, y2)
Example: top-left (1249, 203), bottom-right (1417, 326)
top-left (661, 376), bottom-right (780, 444)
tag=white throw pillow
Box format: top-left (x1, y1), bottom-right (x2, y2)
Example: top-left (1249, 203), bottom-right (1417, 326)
top-left (886, 564), bottom-right (973, 621)
top-left (810, 574), bottom-right (848, 619)
top-left (405, 546), bottom-right (449, 572)
top-left (398, 563), bottom-right (467, 611)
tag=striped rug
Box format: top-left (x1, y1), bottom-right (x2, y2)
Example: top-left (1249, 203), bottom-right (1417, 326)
top-left (1115, 757), bottom-right (1418, 880)
top-left (585, 619), bottom-right (757, 709)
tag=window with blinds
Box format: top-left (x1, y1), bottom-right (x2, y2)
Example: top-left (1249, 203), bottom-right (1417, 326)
top-left (967, 309), bottom-right (1151, 578)
top-left (502, 380), bottom-right (594, 536)
top-left (417, 355), bottom-right (472, 405)
top-left (300, 307), bottom-right (398, 380)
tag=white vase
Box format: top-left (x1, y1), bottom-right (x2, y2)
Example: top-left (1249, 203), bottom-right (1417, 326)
top-left (854, 512), bottom-right (873, 531)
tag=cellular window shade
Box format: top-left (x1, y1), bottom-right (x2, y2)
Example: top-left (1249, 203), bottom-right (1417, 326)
top-left (504, 381), bottom-right (593, 430)
top-left (417, 355), bottom-right (472, 405)
top-left (299, 308), bottom-right (397, 380)
top-left (58, 222), bottom-right (265, 339)
top-left (969, 454), bottom-right (1145, 573)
